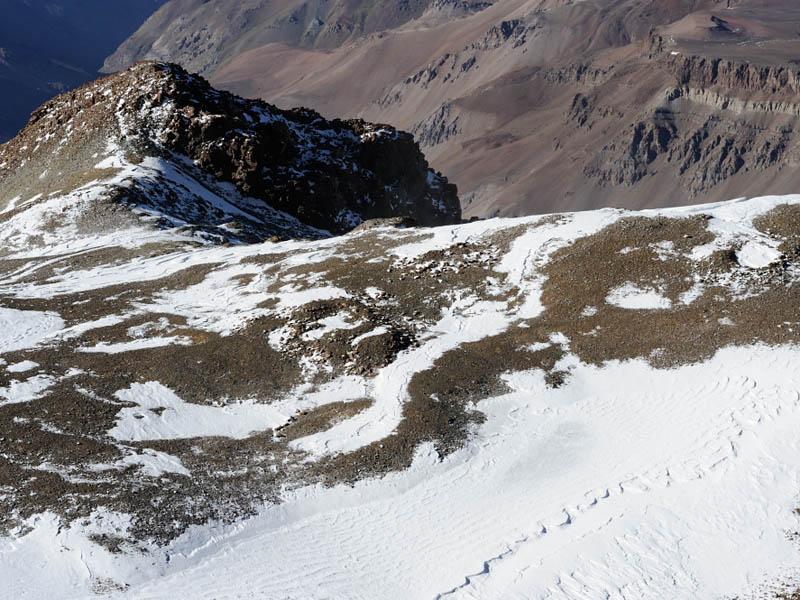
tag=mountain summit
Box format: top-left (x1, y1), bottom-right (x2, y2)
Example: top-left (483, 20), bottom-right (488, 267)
top-left (0, 61), bottom-right (460, 247)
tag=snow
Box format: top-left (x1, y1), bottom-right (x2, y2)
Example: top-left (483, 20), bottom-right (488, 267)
top-left (525, 341), bottom-right (552, 352)
top-left (606, 282), bottom-right (673, 310)
top-left (737, 240), bottom-right (783, 268)
top-left (0, 308), bottom-right (64, 353)
top-left (5, 360), bottom-right (39, 373)
top-left (351, 325), bottom-right (389, 346)
top-left (4, 194), bottom-right (800, 599)
top-left (274, 285), bottom-right (350, 310)
top-left (651, 239), bottom-right (677, 261)
top-left (8, 247), bottom-right (239, 298)
top-left (301, 313), bottom-right (361, 341)
top-left (109, 381), bottom-right (289, 442)
top-left (153, 346), bottom-right (800, 598)
top-left (0, 195), bottom-right (21, 214)
top-left (139, 254), bottom-right (350, 335)
top-left (680, 195), bottom-right (791, 262)
top-left (0, 375), bottom-right (55, 406)
top-left (0, 172), bottom-right (188, 261)
top-left (679, 281), bottom-right (705, 305)
top-left (78, 336), bottom-right (192, 354)
top-left (51, 315), bottom-right (128, 340)
top-left (495, 209), bottom-right (623, 318)
top-left (6, 345), bottom-right (796, 600)
top-left (103, 449), bottom-right (190, 478)
top-left (292, 295), bottom-right (515, 457)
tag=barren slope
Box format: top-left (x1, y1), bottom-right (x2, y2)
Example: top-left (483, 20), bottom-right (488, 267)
top-left (107, 0), bottom-right (800, 217)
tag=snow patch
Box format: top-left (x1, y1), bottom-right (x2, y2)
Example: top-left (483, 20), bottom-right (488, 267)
top-left (606, 283), bottom-right (672, 310)
top-left (0, 308), bottom-right (64, 353)
top-left (5, 360), bottom-right (39, 373)
top-left (301, 313), bottom-right (361, 341)
top-left (78, 337), bottom-right (192, 354)
top-left (351, 326), bottom-right (390, 346)
top-left (109, 381), bottom-right (288, 441)
top-left (0, 375), bottom-right (56, 406)
top-left (737, 241), bottom-right (783, 269)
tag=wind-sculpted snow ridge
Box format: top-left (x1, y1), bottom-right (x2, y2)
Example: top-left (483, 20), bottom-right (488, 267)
top-left (0, 62), bottom-right (460, 248)
top-left (2, 193), bottom-right (800, 599)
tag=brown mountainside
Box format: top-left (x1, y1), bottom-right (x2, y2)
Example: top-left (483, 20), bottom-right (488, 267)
top-left (106, 0), bottom-right (800, 217)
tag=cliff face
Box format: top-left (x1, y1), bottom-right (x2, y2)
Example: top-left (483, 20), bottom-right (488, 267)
top-left (669, 54), bottom-right (800, 98)
top-left (584, 50), bottom-right (800, 198)
top-left (0, 62), bottom-right (460, 242)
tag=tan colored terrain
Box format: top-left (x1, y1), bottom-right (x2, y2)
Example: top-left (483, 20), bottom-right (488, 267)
top-left (105, 0), bottom-right (800, 217)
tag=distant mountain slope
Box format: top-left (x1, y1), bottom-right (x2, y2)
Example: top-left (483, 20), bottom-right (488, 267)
top-left (105, 0), bottom-right (800, 217)
top-left (0, 0), bottom-right (166, 141)
top-left (101, 0), bottom-right (488, 75)
top-left (0, 62), bottom-right (459, 245)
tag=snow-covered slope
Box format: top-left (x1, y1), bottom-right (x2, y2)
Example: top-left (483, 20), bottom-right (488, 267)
top-left (2, 182), bottom-right (800, 598)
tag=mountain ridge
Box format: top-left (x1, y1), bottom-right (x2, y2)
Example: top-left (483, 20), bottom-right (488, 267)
top-left (0, 61), bottom-right (460, 248)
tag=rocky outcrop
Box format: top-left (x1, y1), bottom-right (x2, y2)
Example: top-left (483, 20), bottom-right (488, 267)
top-left (669, 55), bottom-right (800, 98)
top-left (476, 18), bottom-right (532, 50)
top-left (412, 102), bottom-right (462, 147)
top-left (588, 109), bottom-right (678, 185)
top-left (0, 62), bottom-right (460, 238)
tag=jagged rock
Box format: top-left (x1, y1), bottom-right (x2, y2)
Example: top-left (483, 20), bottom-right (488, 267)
top-left (669, 55), bottom-right (800, 98)
top-left (0, 62), bottom-right (460, 241)
top-left (412, 102), bottom-right (462, 147)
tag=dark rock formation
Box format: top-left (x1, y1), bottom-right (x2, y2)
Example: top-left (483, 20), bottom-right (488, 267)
top-left (0, 62), bottom-right (460, 238)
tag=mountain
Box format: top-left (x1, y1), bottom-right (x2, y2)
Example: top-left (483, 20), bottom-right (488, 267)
top-left (3, 95), bottom-right (800, 593)
top-left (105, 0), bottom-right (800, 217)
top-left (5, 4), bottom-right (800, 599)
top-left (0, 0), bottom-right (166, 142)
top-left (0, 61), bottom-right (459, 245)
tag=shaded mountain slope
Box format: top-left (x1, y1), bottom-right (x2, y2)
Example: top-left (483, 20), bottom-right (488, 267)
top-left (0, 0), bottom-right (166, 141)
top-left (101, 0), bottom-right (487, 75)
